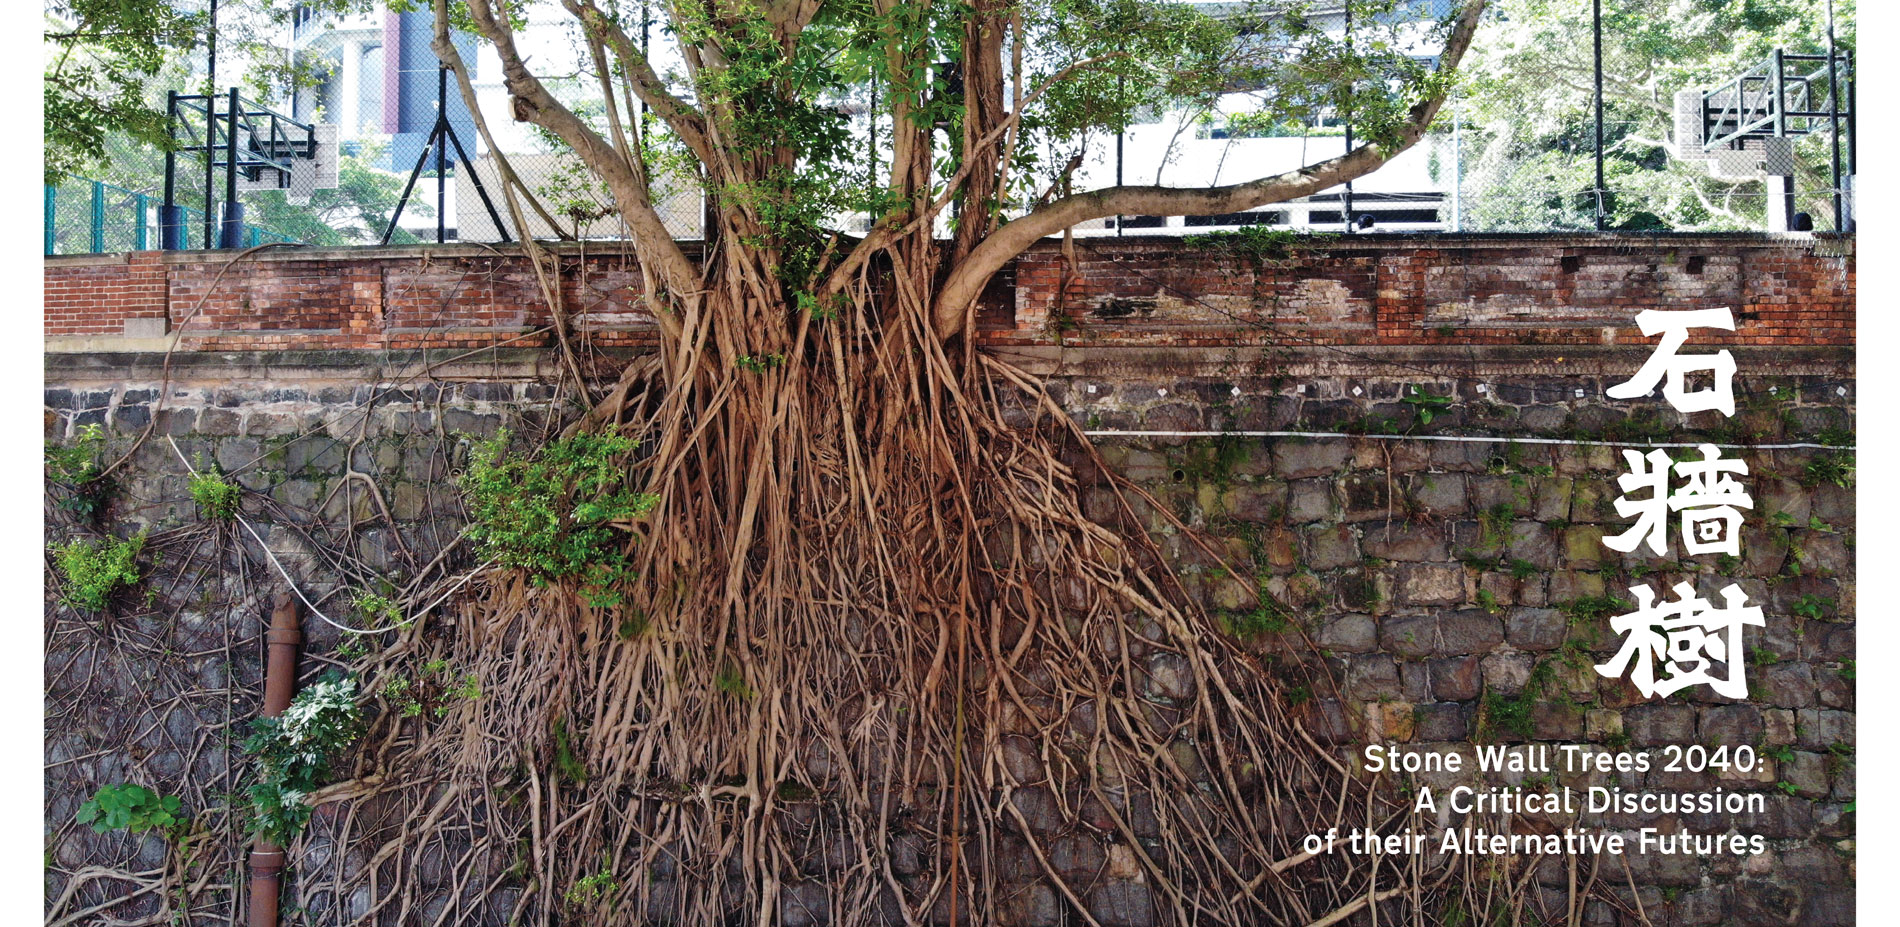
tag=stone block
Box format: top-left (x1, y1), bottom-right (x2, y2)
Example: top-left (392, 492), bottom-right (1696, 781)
top-left (1625, 703), bottom-right (1695, 746)
top-left (1317, 614), bottom-right (1377, 653)
top-left (1302, 522), bottom-right (1360, 570)
top-left (1343, 656), bottom-right (1401, 701)
top-left (1361, 523), bottom-right (1448, 562)
top-left (1414, 702), bottom-right (1470, 741)
top-left (1428, 655), bottom-right (1483, 701)
top-left (1480, 652), bottom-right (1534, 695)
top-left (1271, 440), bottom-right (1349, 479)
top-left (1285, 479), bottom-right (1333, 523)
top-left (1396, 563), bottom-right (1464, 606)
top-left (1505, 607), bottom-right (1565, 651)
top-left (1438, 609), bottom-right (1504, 654)
top-left (1379, 616), bottom-right (1436, 659)
top-left (1408, 473), bottom-right (1467, 516)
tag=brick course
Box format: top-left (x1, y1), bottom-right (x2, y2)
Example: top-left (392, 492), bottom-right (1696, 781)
top-left (44, 235), bottom-right (1854, 352)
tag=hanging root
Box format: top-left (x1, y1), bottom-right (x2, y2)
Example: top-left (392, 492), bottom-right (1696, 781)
top-left (298, 261), bottom-right (1551, 927)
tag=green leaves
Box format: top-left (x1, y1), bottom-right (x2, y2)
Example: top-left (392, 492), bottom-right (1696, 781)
top-left (1401, 385), bottom-right (1452, 426)
top-left (76, 784), bottom-right (186, 837)
top-left (189, 470), bottom-right (242, 521)
top-left (43, 0), bottom-right (204, 185)
top-left (460, 426), bottom-right (657, 609)
top-left (51, 532), bottom-right (146, 612)
top-left (242, 671), bottom-right (364, 845)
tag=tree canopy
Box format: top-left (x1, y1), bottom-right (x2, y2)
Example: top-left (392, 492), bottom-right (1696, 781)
top-left (1452, 0), bottom-right (1855, 230)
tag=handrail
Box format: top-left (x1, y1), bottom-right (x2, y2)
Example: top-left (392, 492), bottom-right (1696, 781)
top-left (1702, 48), bottom-right (1851, 152)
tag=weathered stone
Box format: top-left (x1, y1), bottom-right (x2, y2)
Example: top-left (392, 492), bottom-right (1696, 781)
top-left (1302, 522), bottom-right (1360, 570)
top-left (1049, 835), bottom-right (1105, 879)
top-left (1438, 609), bottom-right (1504, 654)
top-left (1285, 479), bottom-right (1334, 523)
top-left (1795, 708), bottom-right (1855, 750)
top-left (781, 883), bottom-right (829, 927)
top-left (1759, 662), bottom-right (1817, 708)
top-left (1480, 652), bottom-right (1534, 695)
top-left (1414, 702), bottom-right (1469, 741)
top-left (1428, 655), bottom-right (1483, 701)
top-left (1343, 656), bottom-right (1401, 701)
top-left (1395, 563), bottom-right (1464, 606)
top-left (1379, 616), bottom-right (1436, 659)
top-left (1505, 607), bottom-right (1565, 650)
top-left (1271, 440), bottom-right (1350, 479)
top-left (1408, 473), bottom-right (1466, 516)
top-left (1625, 703), bottom-right (1696, 746)
top-left (1001, 883), bottom-right (1062, 927)
top-left (1144, 653), bottom-right (1195, 701)
top-left (1317, 614), bottom-right (1377, 653)
top-left (1087, 882), bottom-right (1156, 927)
top-left (1399, 661), bottom-right (1431, 702)
top-left (1365, 700), bottom-right (1416, 740)
top-left (1361, 523), bottom-right (1448, 562)
top-left (1506, 522), bottom-right (1559, 569)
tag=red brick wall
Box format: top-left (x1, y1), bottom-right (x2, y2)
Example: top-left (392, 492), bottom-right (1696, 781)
top-left (45, 251), bottom-right (167, 337)
top-left (43, 236), bottom-right (1854, 351)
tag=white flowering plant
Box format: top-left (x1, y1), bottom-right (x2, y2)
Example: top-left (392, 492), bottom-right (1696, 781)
top-left (242, 670), bottom-right (364, 844)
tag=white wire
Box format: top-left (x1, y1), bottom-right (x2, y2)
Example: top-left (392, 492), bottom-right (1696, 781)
top-left (1079, 430), bottom-right (1854, 451)
top-left (167, 436), bottom-right (419, 635)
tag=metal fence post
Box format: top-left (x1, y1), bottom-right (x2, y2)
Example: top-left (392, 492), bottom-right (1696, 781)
top-left (44, 186), bottom-right (55, 256)
top-left (135, 193), bottom-right (150, 251)
top-left (1593, 0), bottom-right (1606, 231)
top-left (91, 180), bottom-right (106, 253)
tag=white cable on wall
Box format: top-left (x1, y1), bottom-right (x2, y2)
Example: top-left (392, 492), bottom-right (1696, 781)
top-left (1081, 430), bottom-right (1854, 451)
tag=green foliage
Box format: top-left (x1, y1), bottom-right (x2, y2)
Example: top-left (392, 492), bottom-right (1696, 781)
top-left (46, 424), bottom-right (112, 519)
top-left (1476, 588), bottom-right (1502, 615)
top-left (354, 590), bottom-right (406, 628)
top-left (1221, 586), bottom-right (1293, 640)
top-left (76, 784), bottom-right (186, 838)
top-left (1558, 594), bottom-right (1632, 626)
top-left (43, 1), bottom-right (202, 185)
top-left (1401, 386), bottom-right (1452, 426)
top-left (384, 674), bottom-right (422, 718)
top-left (1792, 594), bottom-right (1834, 621)
top-left (51, 532), bottom-right (146, 612)
top-left (382, 660), bottom-right (480, 719)
top-left (1178, 434), bottom-right (1249, 486)
top-left (45, 423), bottom-right (105, 483)
top-left (736, 353), bottom-right (787, 373)
top-left (552, 717), bottom-right (588, 785)
top-left (460, 427), bottom-right (658, 609)
top-left (565, 862), bottom-right (619, 908)
top-left (242, 149), bottom-right (434, 246)
top-left (241, 672), bottom-right (364, 845)
top-left (714, 663), bottom-right (757, 700)
top-left (1800, 452), bottom-right (1855, 489)
top-left (1478, 502), bottom-right (1516, 549)
top-left (189, 470), bottom-right (242, 520)
top-left (1452, 0), bottom-right (1855, 232)
top-left (1478, 660), bottom-right (1556, 742)
top-left (1181, 227), bottom-right (1319, 266)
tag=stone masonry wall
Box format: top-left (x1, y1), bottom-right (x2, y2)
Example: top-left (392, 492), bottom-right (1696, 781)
top-left (46, 235), bottom-right (1854, 926)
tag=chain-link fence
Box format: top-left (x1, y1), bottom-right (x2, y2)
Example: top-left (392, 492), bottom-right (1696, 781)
top-left (44, 177), bottom-right (296, 256)
top-left (48, 2), bottom-right (1853, 254)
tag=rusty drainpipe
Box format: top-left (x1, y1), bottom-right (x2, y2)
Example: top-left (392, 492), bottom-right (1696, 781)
top-left (249, 592), bottom-right (301, 927)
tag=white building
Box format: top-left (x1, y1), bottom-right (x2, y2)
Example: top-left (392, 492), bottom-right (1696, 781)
top-left (284, 1), bottom-right (1461, 241)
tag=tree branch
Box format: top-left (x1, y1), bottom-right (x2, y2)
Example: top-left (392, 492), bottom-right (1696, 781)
top-left (559, 0), bottom-right (715, 164)
top-left (931, 0), bottom-right (1489, 340)
top-left (464, 0), bottom-right (699, 300)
